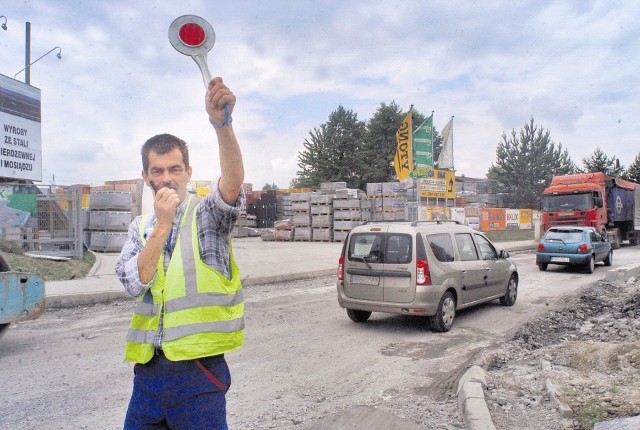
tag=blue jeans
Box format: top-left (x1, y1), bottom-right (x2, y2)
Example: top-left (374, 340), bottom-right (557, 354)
top-left (124, 353), bottom-right (230, 429)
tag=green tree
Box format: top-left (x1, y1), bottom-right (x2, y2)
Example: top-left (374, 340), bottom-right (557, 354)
top-left (487, 117), bottom-right (575, 209)
top-left (362, 101), bottom-right (405, 184)
top-left (626, 152), bottom-right (640, 183)
top-left (294, 106), bottom-right (366, 189)
top-left (262, 183), bottom-right (279, 191)
top-left (581, 147), bottom-right (625, 177)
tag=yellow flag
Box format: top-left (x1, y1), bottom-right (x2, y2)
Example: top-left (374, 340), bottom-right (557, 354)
top-left (394, 111), bottom-right (413, 180)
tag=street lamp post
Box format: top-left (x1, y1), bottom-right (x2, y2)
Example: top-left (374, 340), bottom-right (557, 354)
top-left (11, 22), bottom-right (62, 85)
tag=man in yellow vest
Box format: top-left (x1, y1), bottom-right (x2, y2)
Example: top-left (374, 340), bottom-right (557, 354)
top-left (116, 77), bottom-right (244, 429)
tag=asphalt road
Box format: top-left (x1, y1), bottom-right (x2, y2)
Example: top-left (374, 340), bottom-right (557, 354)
top-left (1, 247), bottom-right (639, 429)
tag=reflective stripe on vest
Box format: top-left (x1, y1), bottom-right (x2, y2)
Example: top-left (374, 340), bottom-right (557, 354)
top-left (124, 195), bottom-right (244, 363)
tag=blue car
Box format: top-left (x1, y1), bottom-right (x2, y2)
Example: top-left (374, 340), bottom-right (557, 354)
top-left (536, 226), bottom-right (612, 273)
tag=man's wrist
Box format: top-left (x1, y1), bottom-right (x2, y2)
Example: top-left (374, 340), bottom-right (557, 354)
top-left (209, 104), bottom-right (233, 128)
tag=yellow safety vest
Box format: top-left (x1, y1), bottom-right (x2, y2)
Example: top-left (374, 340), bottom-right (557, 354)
top-left (124, 195), bottom-right (244, 364)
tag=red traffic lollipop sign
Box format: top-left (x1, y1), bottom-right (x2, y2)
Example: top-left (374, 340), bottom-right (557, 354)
top-left (169, 15), bottom-right (216, 88)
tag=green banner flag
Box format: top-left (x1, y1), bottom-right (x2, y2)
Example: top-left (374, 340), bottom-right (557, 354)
top-left (411, 115), bottom-right (433, 178)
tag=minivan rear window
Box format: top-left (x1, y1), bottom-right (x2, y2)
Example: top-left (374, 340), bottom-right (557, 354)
top-left (386, 234), bottom-right (412, 264)
top-left (349, 233), bottom-right (383, 263)
top-left (348, 233), bottom-right (412, 264)
top-left (427, 234), bottom-right (455, 262)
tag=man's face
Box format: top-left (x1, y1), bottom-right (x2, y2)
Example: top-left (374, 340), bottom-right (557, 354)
top-left (142, 148), bottom-right (192, 202)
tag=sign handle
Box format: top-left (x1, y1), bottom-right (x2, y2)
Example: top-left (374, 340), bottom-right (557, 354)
top-left (192, 52), bottom-right (213, 88)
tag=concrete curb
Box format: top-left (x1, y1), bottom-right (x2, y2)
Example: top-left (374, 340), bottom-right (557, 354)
top-left (545, 378), bottom-right (573, 419)
top-left (47, 290), bottom-right (132, 308)
top-left (457, 365), bottom-right (496, 430)
top-left (86, 250), bottom-right (102, 277)
top-left (46, 269), bottom-right (338, 308)
top-left (605, 263), bottom-right (640, 282)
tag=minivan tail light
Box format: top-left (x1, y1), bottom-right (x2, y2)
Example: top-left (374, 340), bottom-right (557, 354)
top-left (416, 259), bottom-right (431, 285)
top-left (338, 257), bottom-right (344, 280)
top-left (577, 244), bottom-right (589, 253)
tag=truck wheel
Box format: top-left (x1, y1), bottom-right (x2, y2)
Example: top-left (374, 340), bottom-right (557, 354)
top-left (430, 291), bottom-right (455, 332)
top-left (604, 250), bottom-right (613, 266)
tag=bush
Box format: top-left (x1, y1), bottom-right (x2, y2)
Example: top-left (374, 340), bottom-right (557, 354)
top-left (0, 239), bottom-right (24, 254)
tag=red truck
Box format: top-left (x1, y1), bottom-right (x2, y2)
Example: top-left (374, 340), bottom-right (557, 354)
top-left (541, 172), bottom-right (640, 248)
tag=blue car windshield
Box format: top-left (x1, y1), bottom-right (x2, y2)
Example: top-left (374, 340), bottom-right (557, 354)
top-left (544, 230), bottom-right (583, 243)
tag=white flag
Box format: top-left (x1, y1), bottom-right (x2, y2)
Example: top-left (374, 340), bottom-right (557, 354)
top-left (437, 118), bottom-right (454, 169)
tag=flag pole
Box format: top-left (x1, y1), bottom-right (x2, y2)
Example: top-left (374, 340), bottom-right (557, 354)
top-left (410, 103), bottom-right (420, 221)
top-left (408, 105), bottom-right (418, 221)
top-left (431, 110), bottom-right (435, 214)
top-left (451, 115), bottom-right (455, 172)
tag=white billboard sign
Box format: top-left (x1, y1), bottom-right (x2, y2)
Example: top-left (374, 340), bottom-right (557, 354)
top-left (506, 209), bottom-right (520, 228)
top-left (0, 74), bottom-right (42, 181)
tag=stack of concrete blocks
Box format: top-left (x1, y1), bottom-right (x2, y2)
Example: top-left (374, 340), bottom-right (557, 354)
top-left (277, 194), bottom-right (292, 221)
top-left (332, 188), bottom-right (371, 242)
top-left (291, 192), bottom-right (313, 241)
top-left (311, 193), bottom-right (334, 242)
top-left (404, 189), bottom-right (419, 222)
top-left (367, 182), bottom-right (408, 221)
top-left (88, 190), bottom-right (133, 252)
top-left (320, 181), bottom-right (347, 194)
top-left (273, 219), bottom-right (294, 241)
top-left (233, 213), bottom-right (257, 238)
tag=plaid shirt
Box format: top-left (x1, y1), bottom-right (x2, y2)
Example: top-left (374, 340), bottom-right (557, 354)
top-left (116, 181), bottom-right (243, 298)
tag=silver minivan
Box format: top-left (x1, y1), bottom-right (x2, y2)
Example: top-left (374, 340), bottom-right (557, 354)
top-left (337, 221), bottom-right (518, 331)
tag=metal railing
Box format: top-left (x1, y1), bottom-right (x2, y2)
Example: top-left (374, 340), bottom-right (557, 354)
top-left (0, 183), bottom-right (84, 259)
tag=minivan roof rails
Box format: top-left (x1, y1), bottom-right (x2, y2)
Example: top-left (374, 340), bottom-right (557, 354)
top-left (410, 220), bottom-right (462, 227)
top-left (362, 219), bottom-right (411, 225)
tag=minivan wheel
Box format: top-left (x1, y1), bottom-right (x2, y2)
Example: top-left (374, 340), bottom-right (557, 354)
top-left (500, 274), bottom-right (518, 306)
top-left (346, 309), bottom-right (372, 323)
top-left (430, 292), bottom-right (455, 332)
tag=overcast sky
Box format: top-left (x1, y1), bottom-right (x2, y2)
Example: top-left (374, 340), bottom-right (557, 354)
top-left (1, 1), bottom-right (638, 188)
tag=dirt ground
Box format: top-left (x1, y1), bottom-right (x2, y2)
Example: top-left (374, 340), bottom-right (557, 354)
top-left (480, 276), bottom-right (640, 429)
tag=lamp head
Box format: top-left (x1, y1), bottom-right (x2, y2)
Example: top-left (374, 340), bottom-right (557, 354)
top-left (1, 23), bottom-right (6, 31)
top-left (56, 52), bottom-right (61, 59)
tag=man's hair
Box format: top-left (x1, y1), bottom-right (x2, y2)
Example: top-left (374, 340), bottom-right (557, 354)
top-left (141, 134), bottom-right (190, 173)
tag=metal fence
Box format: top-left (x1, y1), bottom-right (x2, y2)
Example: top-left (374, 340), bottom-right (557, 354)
top-left (0, 183), bottom-right (84, 259)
